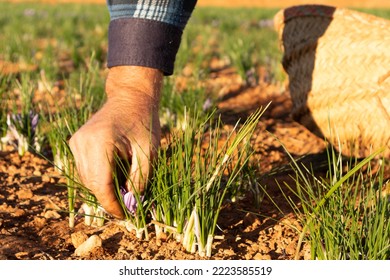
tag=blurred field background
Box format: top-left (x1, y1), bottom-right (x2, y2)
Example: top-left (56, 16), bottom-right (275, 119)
top-left (0, 0), bottom-right (389, 260)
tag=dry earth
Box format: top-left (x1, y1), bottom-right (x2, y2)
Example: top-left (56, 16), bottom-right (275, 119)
top-left (0, 0), bottom-right (389, 260)
top-left (0, 65), bottom-right (328, 260)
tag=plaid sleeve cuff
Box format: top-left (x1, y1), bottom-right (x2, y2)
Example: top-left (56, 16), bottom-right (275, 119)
top-left (107, 18), bottom-right (183, 76)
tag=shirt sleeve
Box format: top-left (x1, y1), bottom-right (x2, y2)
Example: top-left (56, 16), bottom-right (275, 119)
top-left (106, 0), bottom-right (197, 75)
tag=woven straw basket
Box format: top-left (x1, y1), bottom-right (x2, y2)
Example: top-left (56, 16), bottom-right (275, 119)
top-left (274, 5), bottom-right (390, 158)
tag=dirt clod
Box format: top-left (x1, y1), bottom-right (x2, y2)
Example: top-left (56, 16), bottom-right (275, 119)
top-left (16, 189), bottom-right (33, 200)
top-left (71, 231), bottom-right (89, 249)
top-left (43, 210), bottom-right (61, 219)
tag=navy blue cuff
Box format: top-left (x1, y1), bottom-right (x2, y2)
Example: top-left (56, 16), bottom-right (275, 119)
top-left (107, 18), bottom-right (183, 76)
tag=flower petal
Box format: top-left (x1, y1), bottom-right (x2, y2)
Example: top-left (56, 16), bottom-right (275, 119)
top-left (120, 186), bottom-right (143, 214)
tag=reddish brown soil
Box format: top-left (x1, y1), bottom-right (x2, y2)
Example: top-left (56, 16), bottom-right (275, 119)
top-left (0, 63), bottom-right (329, 260)
top-left (0, 0), bottom-right (388, 261)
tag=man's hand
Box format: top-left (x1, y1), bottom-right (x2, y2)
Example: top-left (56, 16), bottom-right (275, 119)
top-left (69, 66), bottom-right (163, 219)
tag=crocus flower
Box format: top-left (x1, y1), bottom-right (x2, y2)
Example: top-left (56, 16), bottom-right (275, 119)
top-left (120, 186), bottom-right (143, 214)
top-left (1, 111), bottom-right (40, 155)
top-left (202, 97), bottom-right (213, 112)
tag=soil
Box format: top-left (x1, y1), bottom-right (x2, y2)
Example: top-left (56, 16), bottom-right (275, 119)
top-left (0, 0), bottom-right (388, 261)
top-left (0, 68), bottom-right (328, 260)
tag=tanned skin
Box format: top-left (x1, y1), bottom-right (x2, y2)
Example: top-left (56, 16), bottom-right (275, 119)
top-left (69, 66), bottom-right (163, 219)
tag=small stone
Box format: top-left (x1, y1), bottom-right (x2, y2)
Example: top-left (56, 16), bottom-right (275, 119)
top-left (41, 175), bottom-right (51, 182)
top-left (33, 216), bottom-right (46, 229)
top-left (32, 156), bottom-right (43, 164)
top-left (250, 243), bottom-right (259, 252)
top-left (15, 252), bottom-right (29, 259)
top-left (285, 241), bottom-right (297, 256)
top-left (141, 252), bottom-right (149, 259)
top-left (33, 170), bottom-right (42, 176)
top-left (74, 235), bottom-right (103, 257)
top-left (71, 231), bottom-right (88, 249)
top-left (44, 210), bottom-right (61, 219)
top-left (259, 243), bottom-right (269, 253)
top-left (20, 199), bottom-right (31, 206)
top-left (0, 203), bottom-right (9, 212)
top-left (16, 188), bottom-right (33, 200)
top-left (253, 253), bottom-right (271, 260)
top-left (6, 176), bottom-right (14, 184)
top-left (8, 165), bottom-right (18, 173)
top-left (221, 248), bottom-right (235, 257)
top-left (13, 208), bottom-right (25, 217)
top-left (303, 242), bottom-right (311, 260)
top-left (11, 156), bottom-right (22, 166)
top-left (268, 241), bottom-right (276, 251)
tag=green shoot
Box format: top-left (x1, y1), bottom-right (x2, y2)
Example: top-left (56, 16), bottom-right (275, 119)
top-left (112, 154), bottom-right (151, 240)
top-left (280, 143), bottom-right (388, 260)
top-left (150, 107), bottom-right (266, 256)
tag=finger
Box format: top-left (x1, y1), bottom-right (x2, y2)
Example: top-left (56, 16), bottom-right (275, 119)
top-left (87, 145), bottom-right (126, 219)
top-left (88, 180), bottom-right (125, 220)
top-left (70, 136), bottom-right (125, 219)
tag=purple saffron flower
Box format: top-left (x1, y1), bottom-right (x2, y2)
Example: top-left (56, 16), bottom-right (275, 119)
top-left (8, 111), bottom-right (39, 137)
top-left (2, 111), bottom-right (40, 155)
top-left (202, 98), bottom-right (213, 112)
top-left (120, 186), bottom-right (143, 214)
top-left (30, 113), bottom-right (39, 134)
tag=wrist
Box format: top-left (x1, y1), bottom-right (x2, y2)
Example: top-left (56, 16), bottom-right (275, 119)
top-left (105, 66), bottom-right (163, 106)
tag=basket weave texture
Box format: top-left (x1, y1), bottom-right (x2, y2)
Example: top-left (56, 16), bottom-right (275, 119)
top-left (274, 5), bottom-right (390, 158)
